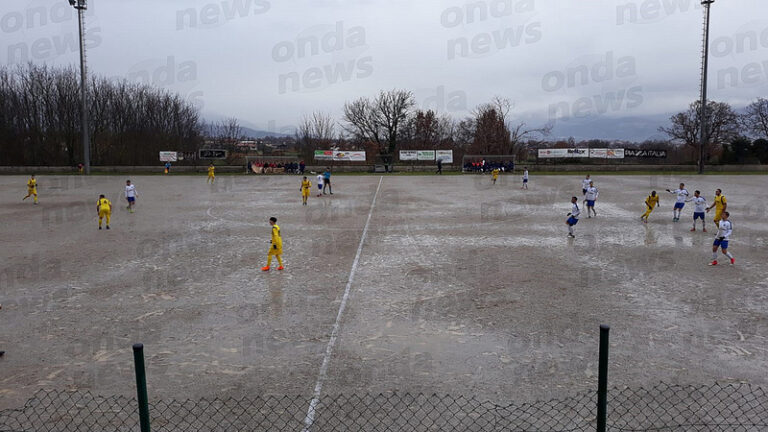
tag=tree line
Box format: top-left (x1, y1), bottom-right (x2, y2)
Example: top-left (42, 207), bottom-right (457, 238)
top-left (0, 63), bottom-right (202, 166)
top-left (2, 63), bottom-right (767, 166)
top-left (297, 90), bottom-right (768, 165)
top-left (296, 90), bottom-right (552, 163)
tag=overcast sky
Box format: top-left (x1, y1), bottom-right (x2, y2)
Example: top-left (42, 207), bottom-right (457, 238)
top-left (2, 0), bottom-right (767, 139)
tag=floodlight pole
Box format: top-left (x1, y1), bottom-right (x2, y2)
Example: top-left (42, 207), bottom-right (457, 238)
top-left (698, 0), bottom-right (714, 175)
top-left (70, 0), bottom-right (90, 174)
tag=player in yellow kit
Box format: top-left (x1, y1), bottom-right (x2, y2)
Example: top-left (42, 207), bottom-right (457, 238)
top-left (207, 163), bottom-right (215, 184)
top-left (640, 191), bottom-right (660, 224)
top-left (262, 217), bottom-right (284, 271)
top-left (96, 194), bottom-right (112, 230)
top-left (300, 176), bottom-right (311, 205)
top-left (491, 168), bottom-right (500, 184)
top-left (23, 174), bottom-right (38, 204)
top-left (706, 189), bottom-right (727, 225)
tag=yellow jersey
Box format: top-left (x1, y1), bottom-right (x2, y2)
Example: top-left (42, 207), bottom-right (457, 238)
top-left (492, 169), bottom-right (500, 177)
top-left (27, 178), bottom-right (37, 189)
top-left (271, 224), bottom-right (283, 250)
top-left (208, 166), bottom-right (215, 175)
top-left (645, 195), bottom-right (659, 208)
top-left (301, 179), bottom-right (311, 190)
top-left (714, 195), bottom-right (726, 210)
top-left (97, 198), bottom-right (111, 212)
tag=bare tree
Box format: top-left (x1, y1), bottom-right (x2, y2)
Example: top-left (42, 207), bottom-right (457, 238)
top-left (489, 96), bottom-right (551, 158)
top-left (297, 111), bottom-right (336, 159)
top-left (741, 97), bottom-right (768, 139)
top-left (343, 89), bottom-right (415, 161)
top-left (659, 100), bottom-right (740, 161)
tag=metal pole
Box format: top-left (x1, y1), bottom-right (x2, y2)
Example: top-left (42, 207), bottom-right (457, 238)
top-left (699, 1), bottom-right (714, 175)
top-left (76, 1), bottom-right (91, 174)
top-left (597, 325), bottom-right (610, 432)
top-left (133, 343), bottom-right (151, 432)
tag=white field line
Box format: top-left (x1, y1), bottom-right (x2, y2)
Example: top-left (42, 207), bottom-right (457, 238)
top-left (302, 176), bottom-right (383, 432)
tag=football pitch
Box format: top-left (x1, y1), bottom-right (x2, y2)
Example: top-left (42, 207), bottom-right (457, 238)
top-left (1, 173), bottom-right (767, 411)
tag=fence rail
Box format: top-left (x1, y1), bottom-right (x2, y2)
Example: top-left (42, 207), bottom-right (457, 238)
top-left (2, 382), bottom-right (767, 432)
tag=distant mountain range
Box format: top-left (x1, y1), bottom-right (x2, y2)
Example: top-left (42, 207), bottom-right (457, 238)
top-left (217, 113), bottom-right (675, 142)
top-left (545, 113), bottom-right (673, 142)
top-left (240, 127), bottom-right (292, 139)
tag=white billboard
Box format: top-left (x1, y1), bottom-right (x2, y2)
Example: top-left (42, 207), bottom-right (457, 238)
top-left (435, 150), bottom-right (453, 163)
top-left (399, 150), bottom-right (418, 161)
top-left (159, 151), bottom-right (177, 162)
top-left (590, 148), bottom-right (625, 159)
top-left (417, 150), bottom-right (436, 161)
top-left (538, 148), bottom-right (589, 158)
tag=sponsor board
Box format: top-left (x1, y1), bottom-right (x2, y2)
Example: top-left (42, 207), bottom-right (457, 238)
top-left (314, 150), bottom-right (366, 161)
top-left (159, 151), bottom-right (177, 162)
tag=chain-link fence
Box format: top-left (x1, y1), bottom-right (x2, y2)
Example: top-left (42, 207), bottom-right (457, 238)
top-left (1, 382), bottom-right (766, 432)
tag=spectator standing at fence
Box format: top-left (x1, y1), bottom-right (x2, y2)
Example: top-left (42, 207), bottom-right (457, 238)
top-left (521, 167), bottom-right (529, 190)
top-left (300, 161), bottom-right (306, 174)
top-left (323, 168), bottom-right (333, 195)
top-left (436, 158), bottom-right (443, 175)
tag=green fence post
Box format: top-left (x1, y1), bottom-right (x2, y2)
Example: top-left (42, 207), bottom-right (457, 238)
top-left (133, 343), bottom-right (151, 432)
top-left (597, 325), bottom-right (610, 432)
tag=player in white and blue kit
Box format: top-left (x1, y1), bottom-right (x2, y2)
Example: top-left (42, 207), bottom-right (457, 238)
top-left (565, 196), bottom-right (580, 238)
top-left (666, 183), bottom-right (689, 222)
top-left (581, 175), bottom-right (591, 207)
top-left (521, 167), bottom-right (529, 190)
top-left (584, 181), bottom-right (598, 217)
top-left (709, 211), bottom-right (734, 266)
top-left (686, 190), bottom-right (707, 232)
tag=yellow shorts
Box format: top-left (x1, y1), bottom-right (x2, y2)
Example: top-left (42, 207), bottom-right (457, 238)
top-left (98, 210), bottom-right (110, 218)
top-left (714, 211), bottom-right (723, 222)
top-left (268, 246), bottom-right (282, 256)
top-left (302, 189), bottom-right (310, 197)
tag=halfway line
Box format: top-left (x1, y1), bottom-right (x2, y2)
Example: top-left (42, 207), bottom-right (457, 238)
top-left (302, 176), bottom-right (383, 432)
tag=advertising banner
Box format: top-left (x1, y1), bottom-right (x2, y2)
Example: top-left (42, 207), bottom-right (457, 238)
top-left (539, 148), bottom-right (589, 158)
top-left (625, 149), bottom-right (667, 158)
top-left (565, 148), bottom-right (589, 158)
top-left (590, 148), bottom-right (625, 159)
top-left (417, 150), bottom-right (436, 161)
top-left (159, 151), bottom-right (177, 162)
top-left (314, 150), bottom-right (366, 161)
top-left (435, 150), bottom-right (453, 163)
top-left (333, 151), bottom-right (366, 161)
top-left (399, 150), bottom-right (418, 161)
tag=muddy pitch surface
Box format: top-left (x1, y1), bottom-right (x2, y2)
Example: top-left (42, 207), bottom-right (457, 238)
top-left (1, 173), bottom-right (766, 409)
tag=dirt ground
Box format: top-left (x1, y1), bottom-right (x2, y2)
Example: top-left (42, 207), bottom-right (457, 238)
top-left (1, 173), bottom-right (767, 411)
